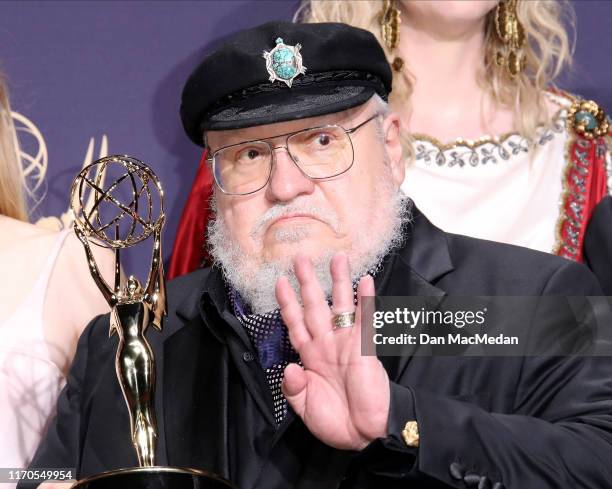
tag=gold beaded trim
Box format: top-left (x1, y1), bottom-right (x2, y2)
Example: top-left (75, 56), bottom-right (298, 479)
top-left (567, 99), bottom-right (609, 140)
top-left (412, 105), bottom-right (565, 152)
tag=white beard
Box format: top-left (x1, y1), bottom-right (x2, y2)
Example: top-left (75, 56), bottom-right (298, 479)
top-left (207, 171), bottom-right (412, 314)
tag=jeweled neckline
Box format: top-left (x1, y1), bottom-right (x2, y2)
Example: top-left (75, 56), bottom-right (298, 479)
top-left (411, 105), bottom-right (566, 152)
top-left (411, 107), bottom-right (567, 168)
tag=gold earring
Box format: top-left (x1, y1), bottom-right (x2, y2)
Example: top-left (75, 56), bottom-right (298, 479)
top-left (494, 0), bottom-right (526, 76)
top-left (380, 0), bottom-right (404, 72)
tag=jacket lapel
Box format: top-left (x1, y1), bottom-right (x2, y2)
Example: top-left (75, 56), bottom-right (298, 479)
top-left (376, 208), bottom-right (453, 382)
top-left (205, 267), bottom-right (277, 427)
top-left (162, 273), bottom-right (231, 479)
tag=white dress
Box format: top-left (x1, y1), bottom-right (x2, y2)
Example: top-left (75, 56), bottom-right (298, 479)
top-left (401, 92), bottom-right (582, 254)
top-left (0, 230), bottom-right (70, 485)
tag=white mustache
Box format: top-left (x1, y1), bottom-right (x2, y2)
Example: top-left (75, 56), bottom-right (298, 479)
top-left (250, 199), bottom-right (341, 239)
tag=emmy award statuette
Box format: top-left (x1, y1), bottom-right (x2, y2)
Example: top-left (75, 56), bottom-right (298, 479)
top-left (70, 155), bottom-right (236, 489)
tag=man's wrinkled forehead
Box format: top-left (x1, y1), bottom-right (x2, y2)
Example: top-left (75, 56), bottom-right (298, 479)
top-left (205, 102), bottom-right (369, 150)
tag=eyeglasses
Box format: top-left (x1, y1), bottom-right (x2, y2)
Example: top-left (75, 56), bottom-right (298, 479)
top-left (206, 113), bottom-right (382, 195)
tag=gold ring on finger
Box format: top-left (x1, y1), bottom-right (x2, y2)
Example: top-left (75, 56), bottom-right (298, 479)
top-left (332, 312), bottom-right (355, 330)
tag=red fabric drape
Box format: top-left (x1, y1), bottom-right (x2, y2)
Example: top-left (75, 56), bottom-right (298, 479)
top-left (167, 151), bottom-right (215, 279)
top-left (558, 135), bottom-right (609, 262)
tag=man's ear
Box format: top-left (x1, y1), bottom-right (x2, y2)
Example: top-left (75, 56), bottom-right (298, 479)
top-left (383, 113), bottom-right (405, 187)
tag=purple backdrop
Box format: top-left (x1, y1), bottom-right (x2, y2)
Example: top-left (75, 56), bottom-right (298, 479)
top-left (0, 0), bottom-right (610, 278)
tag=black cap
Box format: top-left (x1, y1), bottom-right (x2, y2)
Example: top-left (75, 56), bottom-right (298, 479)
top-left (180, 21), bottom-right (392, 146)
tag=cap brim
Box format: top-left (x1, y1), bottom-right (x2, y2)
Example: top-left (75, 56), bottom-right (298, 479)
top-left (202, 81), bottom-right (376, 132)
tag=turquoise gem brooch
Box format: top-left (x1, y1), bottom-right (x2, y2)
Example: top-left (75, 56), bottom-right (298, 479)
top-left (263, 37), bottom-right (307, 88)
top-left (567, 99), bottom-right (609, 140)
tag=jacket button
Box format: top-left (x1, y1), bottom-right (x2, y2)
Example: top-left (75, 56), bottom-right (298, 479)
top-left (464, 473), bottom-right (481, 486)
top-left (449, 462), bottom-right (465, 480)
top-left (492, 483), bottom-right (505, 489)
top-left (243, 351), bottom-right (255, 362)
top-left (478, 476), bottom-right (492, 489)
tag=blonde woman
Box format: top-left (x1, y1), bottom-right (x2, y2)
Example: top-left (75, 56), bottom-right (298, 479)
top-left (0, 72), bottom-right (114, 478)
top-left (298, 0), bottom-right (612, 292)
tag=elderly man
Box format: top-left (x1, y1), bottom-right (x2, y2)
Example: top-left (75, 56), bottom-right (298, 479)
top-left (27, 21), bottom-right (612, 489)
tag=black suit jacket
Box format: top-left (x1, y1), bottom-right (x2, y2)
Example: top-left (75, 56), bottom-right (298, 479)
top-left (585, 195), bottom-right (612, 295)
top-left (25, 210), bottom-right (612, 489)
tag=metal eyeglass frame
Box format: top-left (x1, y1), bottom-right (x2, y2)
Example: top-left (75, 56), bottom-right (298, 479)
top-left (205, 113), bottom-right (382, 195)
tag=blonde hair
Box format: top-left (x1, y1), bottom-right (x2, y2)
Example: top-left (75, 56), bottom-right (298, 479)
top-left (297, 0), bottom-right (575, 142)
top-left (0, 72), bottom-right (27, 221)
